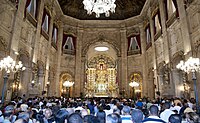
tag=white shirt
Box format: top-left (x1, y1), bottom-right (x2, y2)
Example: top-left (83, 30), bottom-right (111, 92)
top-left (160, 109), bottom-right (175, 122)
top-left (120, 115), bottom-right (132, 123)
top-left (143, 116), bottom-right (165, 123)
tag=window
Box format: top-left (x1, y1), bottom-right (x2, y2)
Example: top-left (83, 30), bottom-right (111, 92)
top-left (42, 9), bottom-right (50, 34)
top-left (52, 25), bottom-right (58, 44)
top-left (129, 37), bottom-right (139, 50)
top-left (64, 37), bottom-right (74, 50)
top-left (152, 10), bottom-right (162, 39)
top-left (167, 0), bottom-right (176, 15)
top-left (128, 35), bottom-right (141, 55)
top-left (26, 0), bottom-right (37, 18)
top-left (153, 14), bottom-right (161, 35)
top-left (62, 35), bottom-right (76, 55)
top-left (164, 0), bottom-right (179, 20)
top-left (146, 26), bottom-right (151, 44)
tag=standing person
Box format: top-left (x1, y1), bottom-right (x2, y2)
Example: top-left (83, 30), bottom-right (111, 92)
top-left (168, 114), bottom-right (182, 123)
top-left (3, 105), bottom-right (17, 123)
top-left (120, 106), bottom-right (132, 123)
top-left (160, 102), bottom-right (175, 122)
top-left (142, 105), bottom-right (166, 123)
top-left (107, 113), bottom-right (122, 123)
top-left (131, 109), bottom-right (143, 123)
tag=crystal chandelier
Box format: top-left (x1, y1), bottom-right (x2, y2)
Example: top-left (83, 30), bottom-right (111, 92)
top-left (83, 0), bottom-right (116, 18)
top-left (176, 57), bottom-right (200, 73)
top-left (129, 81), bottom-right (139, 87)
top-left (63, 80), bottom-right (74, 87)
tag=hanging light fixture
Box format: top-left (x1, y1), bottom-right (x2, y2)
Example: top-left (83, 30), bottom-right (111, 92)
top-left (83, 0), bottom-right (116, 18)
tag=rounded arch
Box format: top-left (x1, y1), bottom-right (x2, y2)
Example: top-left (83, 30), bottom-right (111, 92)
top-left (18, 49), bottom-right (30, 67)
top-left (129, 72), bottom-right (143, 98)
top-left (171, 51), bottom-right (184, 69)
top-left (82, 37), bottom-right (120, 57)
top-left (59, 72), bottom-right (74, 97)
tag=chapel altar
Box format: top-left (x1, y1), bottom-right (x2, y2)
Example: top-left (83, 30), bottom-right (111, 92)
top-left (84, 55), bottom-right (119, 97)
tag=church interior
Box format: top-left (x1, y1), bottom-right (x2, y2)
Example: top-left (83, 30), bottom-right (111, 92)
top-left (0, 0), bottom-right (200, 101)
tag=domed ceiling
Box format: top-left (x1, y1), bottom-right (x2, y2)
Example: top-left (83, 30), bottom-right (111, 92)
top-left (57, 0), bottom-right (147, 20)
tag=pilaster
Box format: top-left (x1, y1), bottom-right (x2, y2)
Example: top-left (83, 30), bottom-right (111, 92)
top-left (55, 22), bottom-right (63, 96)
top-left (74, 28), bottom-right (83, 97)
top-left (43, 13), bottom-right (54, 96)
top-left (158, 0), bottom-right (170, 63)
top-left (120, 28), bottom-right (128, 97)
top-left (9, 0), bottom-right (26, 58)
top-left (177, 0), bottom-right (192, 55)
top-left (149, 7), bottom-right (156, 99)
top-left (139, 24), bottom-right (148, 97)
top-left (32, 1), bottom-right (44, 63)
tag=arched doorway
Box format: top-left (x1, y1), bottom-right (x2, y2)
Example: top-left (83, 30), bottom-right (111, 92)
top-left (129, 73), bottom-right (142, 99)
top-left (60, 73), bottom-right (74, 98)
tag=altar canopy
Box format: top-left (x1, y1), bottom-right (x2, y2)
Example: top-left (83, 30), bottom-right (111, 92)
top-left (85, 55), bottom-right (118, 97)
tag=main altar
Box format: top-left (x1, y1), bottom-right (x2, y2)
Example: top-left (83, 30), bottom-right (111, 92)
top-left (84, 55), bottom-right (119, 97)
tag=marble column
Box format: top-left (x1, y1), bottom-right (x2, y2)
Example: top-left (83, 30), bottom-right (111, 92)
top-left (74, 27), bottom-right (83, 97)
top-left (120, 28), bottom-right (128, 97)
top-left (38, 73), bottom-right (45, 95)
top-left (171, 69), bottom-right (183, 97)
top-left (55, 22), bottom-right (63, 96)
top-left (20, 67), bottom-right (32, 97)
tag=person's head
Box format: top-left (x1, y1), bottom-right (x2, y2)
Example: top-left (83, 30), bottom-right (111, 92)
top-left (20, 104), bottom-right (28, 112)
top-left (14, 119), bottom-right (28, 123)
top-left (97, 111), bottom-right (106, 123)
top-left (68, 113), bottom-right (83, 123)
top-left (4, 105), bottom-right (14, 118)
top-left (55, 109), bottom-right (69, 123)
top-left (163, 102), bottom-right (170, 109)
top-left (17, 112), bottom-right (30, 123)
top-left (113, 108), bottom-right (120, 115)
top-left (131, 109), bottom-right (143, 123)
top-left (185, 112), bottom-right (200, 123)
top-left (105, 105), bottom-right (111, 110)
top-left (122, 106), bottom-right (130, 115)
top-left (149, 105), bottom-right (159, 116)
top-left (44, 108), bottom-right (52, 119)
top-left (84, 115), bottom-right (100, 123)
top-left (107, 113), bottom-right (121, 123)
top-left (169, 114), bottom-right (182, 123)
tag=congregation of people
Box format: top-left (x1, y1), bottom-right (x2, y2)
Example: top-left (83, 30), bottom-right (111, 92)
top-left (0, 96), bottom-right (200, 123)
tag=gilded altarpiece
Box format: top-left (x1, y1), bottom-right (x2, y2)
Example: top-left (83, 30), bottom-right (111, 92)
top-left (85, 55), bottom-right (118, 97)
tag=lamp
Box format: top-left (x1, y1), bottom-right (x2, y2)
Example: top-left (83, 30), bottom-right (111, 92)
top-left (0, 56), bottom-right (26, 104)
top-left (176, 57), bottom-right (200, 113)
top-left (83, 0), bottom-right (116, 18)
top-left (129, 81), bottom-right (139, 100)
top-left (63, 80), bottom-right (74, 98)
